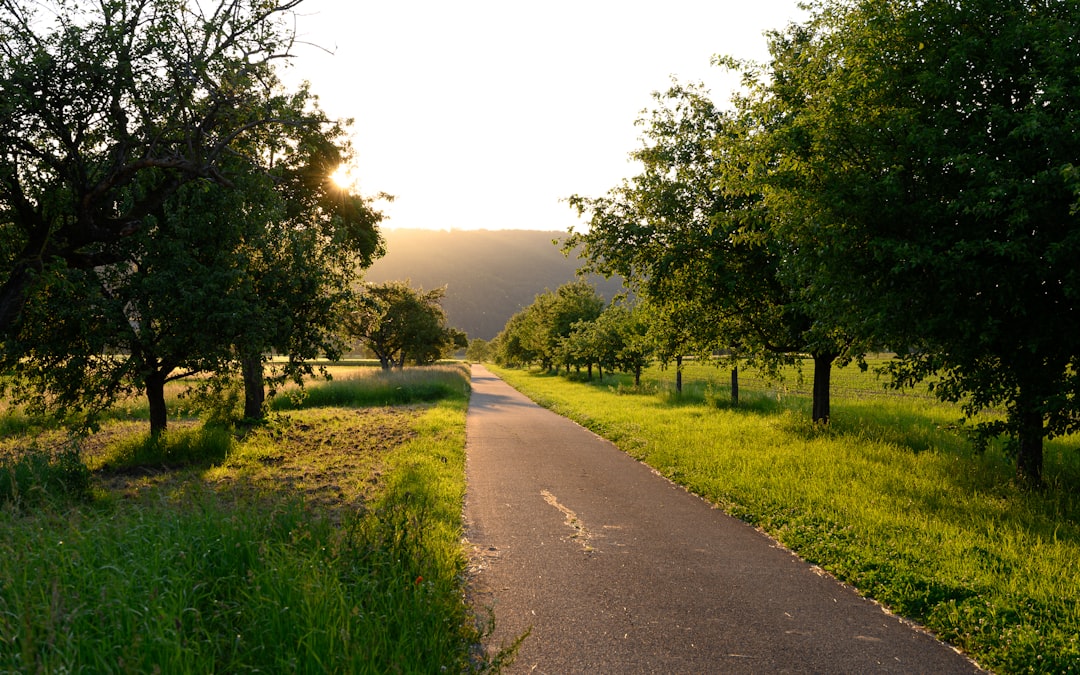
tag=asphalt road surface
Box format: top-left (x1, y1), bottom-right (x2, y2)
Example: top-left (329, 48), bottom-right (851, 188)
top-left (463, 365), bottom-right (985, 674)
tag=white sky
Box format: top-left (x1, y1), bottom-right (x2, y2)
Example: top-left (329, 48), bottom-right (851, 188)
top-left (281, 0), bottom-right (806, 231)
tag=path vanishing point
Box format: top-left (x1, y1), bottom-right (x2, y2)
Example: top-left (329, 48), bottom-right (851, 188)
top-left (463, 365), bottom-right (986, 674)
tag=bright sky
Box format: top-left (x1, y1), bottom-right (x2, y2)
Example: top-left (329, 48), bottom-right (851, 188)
top-left (282, 0), bottom-right (806, 231)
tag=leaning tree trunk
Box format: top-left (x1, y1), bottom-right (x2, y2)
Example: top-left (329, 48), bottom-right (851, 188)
top-left (811, 351), bottom-right (838, 424)
top-left (242, 352), bottom-right (265, 421)
top-left (145, 371), bottom-right (169, 437)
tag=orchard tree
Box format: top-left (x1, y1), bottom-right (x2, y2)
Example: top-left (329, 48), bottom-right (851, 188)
top-left (0, 0), bottom-right (386, 433)
top-left (567, 82), bottom-right (847, 422)
top-left (597, 302), bottom-right (653, 387)
top-left (491, 310), bottom-right (538, 368)
top-left (346, 281), bottom-right (464, 371)
top-left (0, 0), bottom-right (310, 331)
top-left (234, 108), bottom-right (385, 420)
top-left (741, 0), bottom-right (1080, 484)
top-left (465, 338), bottom-right (492, 363)
top-left (493, 281), bottom-right (605, 372)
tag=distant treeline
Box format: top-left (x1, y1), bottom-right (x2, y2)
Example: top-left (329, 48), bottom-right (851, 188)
top-left (362, 229), bottom-right (626, 341)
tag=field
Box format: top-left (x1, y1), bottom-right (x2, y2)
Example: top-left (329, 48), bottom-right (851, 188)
top-left (0, 363), bottom-right (512, 673)
top-left (490, 358), bottom-right (1080, 674)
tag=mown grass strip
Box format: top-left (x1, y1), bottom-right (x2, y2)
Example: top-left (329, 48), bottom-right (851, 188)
top-left (489, 363), bottom-right (1080, 674)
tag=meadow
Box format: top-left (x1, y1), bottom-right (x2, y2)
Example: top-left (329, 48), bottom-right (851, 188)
top-left (490, 359), bottom-right (1080, 675)
top-left (0, 363), bottom-right (511, 673)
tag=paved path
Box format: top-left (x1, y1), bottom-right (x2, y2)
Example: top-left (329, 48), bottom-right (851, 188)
top-left (463, 365), bottom-right (985, 674)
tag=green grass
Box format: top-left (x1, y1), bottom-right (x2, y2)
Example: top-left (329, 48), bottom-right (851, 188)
top-left (0, 363), bottom-right (507, 673)
top-left (490, 361), bottom-right (1080, 674)
top-left (270, 364), bottom-right (473, 411)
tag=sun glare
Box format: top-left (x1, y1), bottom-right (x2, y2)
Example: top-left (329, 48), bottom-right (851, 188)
top-left (329, 164), bottom-right (357, 190)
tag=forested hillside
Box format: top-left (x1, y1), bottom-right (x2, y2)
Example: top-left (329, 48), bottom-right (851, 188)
top-left (362, 229), bottom-right (626, 340)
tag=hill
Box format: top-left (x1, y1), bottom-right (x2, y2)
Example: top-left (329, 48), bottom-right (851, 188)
top-left (362, 229), bottom-right (626, 341)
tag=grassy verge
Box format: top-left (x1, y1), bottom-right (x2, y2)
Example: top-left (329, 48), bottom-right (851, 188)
top-left (0, 363), bottom-right (505, 673)
top-left (489, 362), bottom-right (1080, 674)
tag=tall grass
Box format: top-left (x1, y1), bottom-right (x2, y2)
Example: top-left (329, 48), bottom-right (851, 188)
top-left (0, 363), bottom-right (504, 673)
top-left (491, 363), bottom-right (1080, 674)
top-left (270, 364), bottom-right (472, 411)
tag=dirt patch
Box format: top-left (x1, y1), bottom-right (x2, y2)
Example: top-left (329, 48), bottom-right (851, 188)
top-left (4, 407), bottom-right (425, 523)
top-left (205, 407), bottom-right (419, 517)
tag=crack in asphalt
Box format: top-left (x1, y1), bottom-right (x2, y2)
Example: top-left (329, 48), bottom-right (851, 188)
top-left (541, 490), bottom-right (597, 553)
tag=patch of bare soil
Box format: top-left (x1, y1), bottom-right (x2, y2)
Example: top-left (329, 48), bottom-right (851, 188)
top-left (92, 408), bottom-right (422, 522)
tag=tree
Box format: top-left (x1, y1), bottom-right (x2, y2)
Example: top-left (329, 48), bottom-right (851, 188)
top-left (492, 281), bottom-right (605, 372)
top-left (465, 338), bottom-right (492, 363)
top-left (0, 0), bottom-right (310, 332)
top-left (346, 281), bottom-right (463, 370)
top-left (598, 302), bottom-right (653, 387)
top-left (567, 82), bottom-right (846, 422)
top-left (0, 0), bottom-right (386, 433)
top-left (233, 109), bottom-right (385, 420)
top-left (742, 0), bottom-right (1080, 484)
top-left (491, 310), bottom-right (538, 368)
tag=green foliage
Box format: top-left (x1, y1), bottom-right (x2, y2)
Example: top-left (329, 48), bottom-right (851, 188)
top-left (0, 0), bottom-right (386, 435)
top-left (345, 281), bottom-right (466, 371)
top-left (734, 0), bottom-right (1080, 483)
top-left (565, 80), bottom-right (847, 423)
top-left (0, 446), bottom-right (91, 507)
top-left (492, 362), bottom-right (1080, 673)
top-left (492, 280), bottom-right (604, 371)
top-left (466, 337), bottom-right (493, 362)
top-left (562, 301), bottom-right (653, 383)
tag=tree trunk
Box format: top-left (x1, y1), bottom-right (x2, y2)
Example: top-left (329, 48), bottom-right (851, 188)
top-left (675, 355), bottom-right (683, 395)
top-left (0, 263), bottom-right (36, 334)
top-left (731, 364), bottom-right (739, 407)
top-left (587, 363), bottom-right (593, 380)
top-left (1015, 402), bottom-right (1045, 488)
top-left (242, 352), bottom-right (265, 420)
top-left (634, 364), bottom-right (642, 387)
top-left (146, 371), bottom-right (168, 436)
top-left (811, 351), bottom-right (838, 424)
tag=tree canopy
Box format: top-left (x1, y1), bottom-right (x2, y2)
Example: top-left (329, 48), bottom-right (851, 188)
top-left (557, 0), bottom-right (1080, 483)
top-left (566, 82), bottom-right (846, 422)
top-left (737, 0), bottom-right (1080, 484)
top-left (0, 0), bottom-right (386, 432)
top-left (346, 281), bottom-right (466, 371)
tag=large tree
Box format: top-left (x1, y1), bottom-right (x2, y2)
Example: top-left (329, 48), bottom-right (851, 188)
top-left (0, 0), bottom-right (304, 330)
top-left (567, 82), bottom-right (847, 422)
top-left (743, 0), bottom-right (1080, 484)
top-left (0, 0), bottom-right (386, 433)
top-left (233, 106), bottom-right (385, 420)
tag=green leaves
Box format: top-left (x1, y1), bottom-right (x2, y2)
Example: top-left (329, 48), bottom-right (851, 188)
top-left (345, 281), bottom-right (462, 371)
top-left (0, 0), bottom-right (387, 432)
top-left (747, 0), bottom-right (1080, 482)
